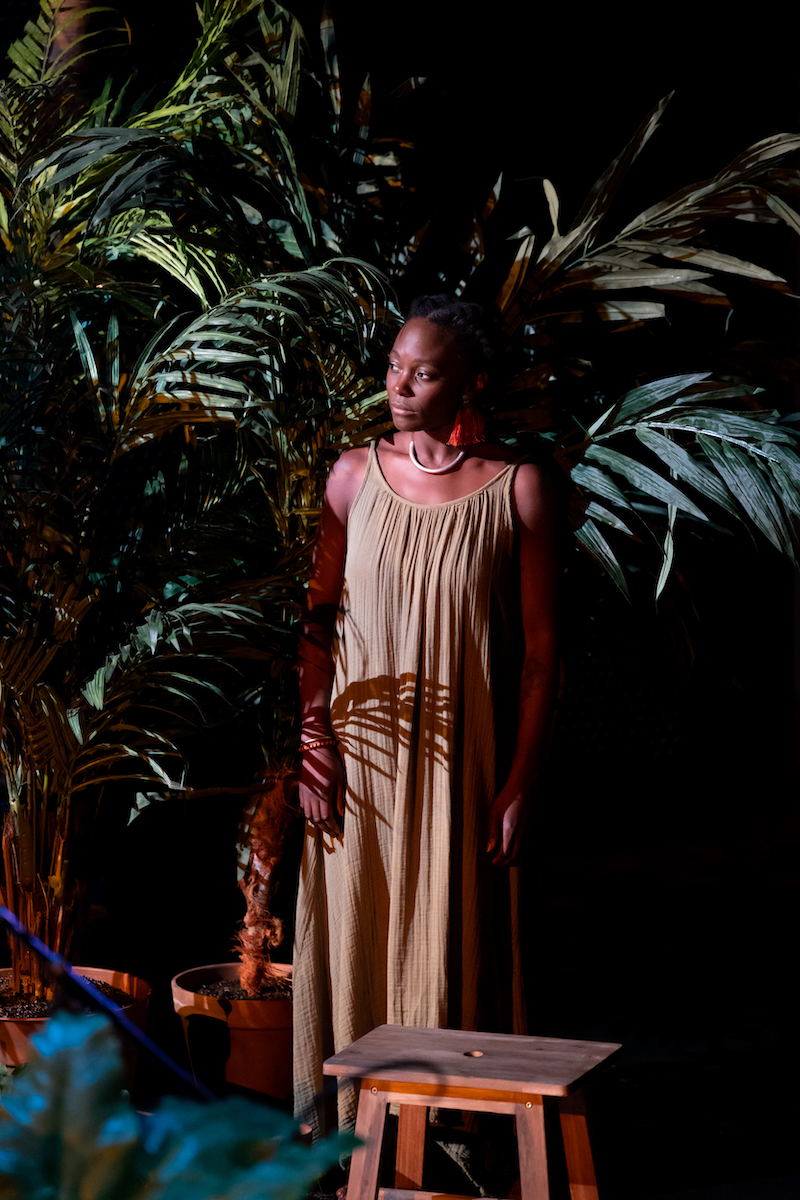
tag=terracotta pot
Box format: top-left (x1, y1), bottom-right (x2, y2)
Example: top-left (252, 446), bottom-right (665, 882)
top-left (171, 962), bottom-right (292, 1099)
top-left (0, 966), bottom-right (151, 1073)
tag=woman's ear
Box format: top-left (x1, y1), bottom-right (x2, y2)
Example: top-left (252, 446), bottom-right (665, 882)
top-left (465, 371), bottom-right (488, 401)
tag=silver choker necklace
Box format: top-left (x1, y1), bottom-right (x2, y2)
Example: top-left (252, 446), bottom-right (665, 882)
top-left (408, 440), bottom-right (465, 474)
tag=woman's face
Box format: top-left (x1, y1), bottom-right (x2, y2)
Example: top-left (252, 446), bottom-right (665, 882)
top-left (386, 318), bottom-right (479, 436)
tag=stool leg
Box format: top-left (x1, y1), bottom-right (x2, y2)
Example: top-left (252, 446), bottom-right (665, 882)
top-left (559, 1092), bottom-right (599, 1200)
top-left (347, 1084), bottom-right (388, 1200)
top-left (395, 1103), bottom-right (427, 1188)
top-left (515, 1097), bottom-right (550, 1200)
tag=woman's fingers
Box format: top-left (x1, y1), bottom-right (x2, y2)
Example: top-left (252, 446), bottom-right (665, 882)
top-left (300, 744), bottom-right (344, 836)
top-left (492, 817), bottom-right (518, 866)
top-left (302, 787), bottom-right (341, 834)
top-left (488, 794), bottom-right (526, 866)
top-left (491, 833), bottom-right (511, 866)
top-left (302, 792), bottom-right (340, 835)
top-left (312, 800), bottom-right (341, 835)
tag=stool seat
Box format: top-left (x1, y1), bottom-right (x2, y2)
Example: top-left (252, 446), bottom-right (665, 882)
top-left (324, 1025), bottom-right (620, 1200)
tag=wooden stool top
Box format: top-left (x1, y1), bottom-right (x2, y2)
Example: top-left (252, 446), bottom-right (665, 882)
top-left (323, 1024), bottom-right (620, 1098)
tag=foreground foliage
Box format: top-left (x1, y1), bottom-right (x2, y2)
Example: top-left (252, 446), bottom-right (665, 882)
top-left (0, 1010), bottom-right (352, 1199)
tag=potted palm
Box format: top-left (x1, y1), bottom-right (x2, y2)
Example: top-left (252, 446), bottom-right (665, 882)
top-left (0, 0), bottom-right (391, 1066)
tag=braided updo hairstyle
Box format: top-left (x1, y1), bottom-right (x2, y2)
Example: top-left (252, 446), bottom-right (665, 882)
top-left (405, 295), bottom-right (500, 378)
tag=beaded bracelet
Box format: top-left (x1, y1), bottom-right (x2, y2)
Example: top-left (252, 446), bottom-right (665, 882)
top-left (298, 736), bottom-right (338, 753)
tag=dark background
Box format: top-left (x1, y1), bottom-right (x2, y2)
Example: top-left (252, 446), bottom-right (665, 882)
top-left (2, 3), bottom-right (799, 1196)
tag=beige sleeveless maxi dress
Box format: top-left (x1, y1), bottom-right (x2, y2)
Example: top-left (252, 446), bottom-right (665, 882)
top-left (293, 441), bottom-right (526, 1133)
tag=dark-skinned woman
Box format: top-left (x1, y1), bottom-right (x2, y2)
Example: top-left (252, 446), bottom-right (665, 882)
top-left (293, 296), bottom-right (560, 1135)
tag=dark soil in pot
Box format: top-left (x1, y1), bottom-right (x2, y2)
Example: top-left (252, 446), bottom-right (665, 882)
top-left (196, 976), bottom-right (292, 1002)
top-left (0, 976), bottom-right (135, 1019)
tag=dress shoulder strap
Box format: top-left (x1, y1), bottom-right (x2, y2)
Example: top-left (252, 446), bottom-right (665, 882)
top-left (345, 439), bottom-right (381, 521)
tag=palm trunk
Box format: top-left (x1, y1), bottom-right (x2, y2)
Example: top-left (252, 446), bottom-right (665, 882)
top-left (236, 770), bottom-right (297, 995)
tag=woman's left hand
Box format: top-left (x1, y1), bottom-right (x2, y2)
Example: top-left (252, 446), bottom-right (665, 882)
top-left (486, 786), bottom-right (529, 867)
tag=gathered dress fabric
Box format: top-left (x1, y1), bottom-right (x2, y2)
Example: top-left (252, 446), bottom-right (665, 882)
top-left (293, 440), bottom-right (527, 1134)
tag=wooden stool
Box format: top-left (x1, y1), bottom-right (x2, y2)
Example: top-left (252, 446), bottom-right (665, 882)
top-left (323, 1024), bottom-right (620, 1200)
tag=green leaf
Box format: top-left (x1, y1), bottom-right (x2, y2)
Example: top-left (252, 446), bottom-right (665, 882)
top-left (571, 93), bottom-right (673, 250)
top-left (766, 459), bottom-right (800, 524)
top-left (31, 128), bottom-right (166, 189)
top-left (761, 441), bottom-right (800, 485)
top-left (594, 300), bottom-right (667, 322)
top-left (571, 462), bottom-right (635, 511)
top-left (612, 373), bottom-right (710, 424)
top-left (635, 427), bottom-right (738, 516)
top-left (66, 708), bottom-right (84, 745)
top-left (621, 239), bottom-right (789, 285)
top-left (574, 518), bottom-right (630, 599)
top-left (656, 503), bottom-right (677, 600)
top-left (6, 41), bottom-right (39, 83)
top-left (585, 501), bottom-right (635, 536)
top-left (568, 266), bottom-right (711, 291)
top-left (107, 312), bottom-right (120, 392)
top-left (697, 435), bottom-right (796, 558)
top-left (322, 6), bottom-right (343, 121)
top-left (585, 444), bottom-right (708, 520)
top-left (543, 177), bottom-right (560, 238)
top-left (764, 191), bottom-right (800, 236)
top-left (719, 131), bottom-right (800, 177)
top-left (69, 311), bottom-right (99, 388)
top-left (651, 408), bottom-right (795, 447)
top-left (0, 1011), bottom-right (139, 1197)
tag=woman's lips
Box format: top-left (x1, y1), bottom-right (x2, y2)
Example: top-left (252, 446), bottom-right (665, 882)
top-left (391, 405), bottom-right (415, 417)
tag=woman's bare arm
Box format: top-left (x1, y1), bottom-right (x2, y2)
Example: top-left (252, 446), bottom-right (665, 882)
top-left (487, 461), bottom-right (560, 866)
top-left (297, 448), bottom-right (368, 835)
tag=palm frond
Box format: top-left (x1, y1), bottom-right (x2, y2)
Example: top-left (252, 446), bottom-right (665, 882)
top-left (563, 375), bottom-right (800, 594)
top-left (6, 0), bottom-right (129, 86)
top-left (494, 98), bottom-right (800, 351)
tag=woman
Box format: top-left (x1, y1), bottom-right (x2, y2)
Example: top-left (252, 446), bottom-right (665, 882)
top-left (293, 296), bottom-right (560, 1134)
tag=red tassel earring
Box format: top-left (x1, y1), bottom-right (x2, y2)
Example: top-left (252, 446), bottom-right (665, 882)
top-left (447, 400), bottom-right (485, 447)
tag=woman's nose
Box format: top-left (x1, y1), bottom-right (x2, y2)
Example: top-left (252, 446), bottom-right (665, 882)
top-left (392, 371), bottom-right (412, 395)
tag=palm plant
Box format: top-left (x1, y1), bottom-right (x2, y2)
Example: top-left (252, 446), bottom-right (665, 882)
top-left (0, 0), bottom-right (391, 1000)
top-left (486, 98), bottom-right (800, 596)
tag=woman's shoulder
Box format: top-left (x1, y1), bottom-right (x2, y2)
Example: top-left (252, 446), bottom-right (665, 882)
top-left (511, 457), bottom-right (561, 532)
top-left (329, 444), bottom-right (371, 477)
top-left (325, 445), bottom-right (371, 518)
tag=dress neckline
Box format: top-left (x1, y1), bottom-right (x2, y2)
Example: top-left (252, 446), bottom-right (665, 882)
top-left (370, 439), bottom-right (516, 509)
